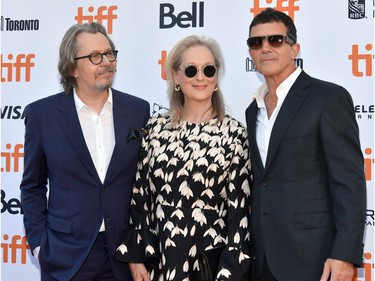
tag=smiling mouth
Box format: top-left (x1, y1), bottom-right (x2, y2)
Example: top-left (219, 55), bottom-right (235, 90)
top-left (193, 84), bottom-right (207, 88)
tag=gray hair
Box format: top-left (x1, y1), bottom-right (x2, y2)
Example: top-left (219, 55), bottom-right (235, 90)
top-left (57, 22), bottom-right (115, 93)
top-left (165, 35), bottom-right (226, 124)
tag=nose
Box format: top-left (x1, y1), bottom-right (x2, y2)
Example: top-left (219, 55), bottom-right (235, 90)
top-left (101, 54), bottom-right (112, 65)
top-left (260, 39), bottom-right (272, 51)
top-left (195, 68), bottom-right (205, 80)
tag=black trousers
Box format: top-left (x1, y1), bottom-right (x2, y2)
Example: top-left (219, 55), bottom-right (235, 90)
top-left (41, 232), bottom-right (117, 281)
top-left (256, 257), bottom-right (278, 281)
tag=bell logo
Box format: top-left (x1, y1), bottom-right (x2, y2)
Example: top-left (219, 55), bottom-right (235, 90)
top-left (1, 190), bottom-right (23, 215)
top-left (159, 2), bottom-right (204, 29)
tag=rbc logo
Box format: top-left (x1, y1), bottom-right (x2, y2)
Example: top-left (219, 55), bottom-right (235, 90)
top-left (159, 2), bottom-right (204, 28)
top-left (348, 0), bottom-right (365, 19)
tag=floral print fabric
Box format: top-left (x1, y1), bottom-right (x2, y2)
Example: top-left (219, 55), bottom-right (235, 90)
top-left (116, 113), bottom-right (251, 281)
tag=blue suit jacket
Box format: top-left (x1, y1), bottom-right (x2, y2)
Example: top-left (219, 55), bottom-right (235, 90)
top-left (20, 89), bottom-right (150, 281)
top-left (245, 71), bottom-right (366, 281)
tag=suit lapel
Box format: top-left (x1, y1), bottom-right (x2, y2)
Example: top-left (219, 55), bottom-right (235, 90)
top-left (56, 93), bottom-right (102, 184)
top-left (247, 101), bottom-right (265, 177)
top-left (264, 71), bottom-right (311, 173)
top-left (104, 90), bottom-right (130, 183)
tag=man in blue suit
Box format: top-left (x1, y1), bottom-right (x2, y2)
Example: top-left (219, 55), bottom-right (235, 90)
top-left (20, 22), bottom-right (150, 281)
top-left (245, 8), bottom-right (366, 281)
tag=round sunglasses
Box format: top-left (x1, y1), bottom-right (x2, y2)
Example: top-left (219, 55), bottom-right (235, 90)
top-left (247, 35), bottom-right (295, 50)
top-left (179, 64), bottom-right (217, 78)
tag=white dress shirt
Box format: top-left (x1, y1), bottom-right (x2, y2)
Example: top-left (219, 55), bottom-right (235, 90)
top-left (74, 89), bottom-right (115, 232)
top-left (255, 67), bottom-right (302, 167)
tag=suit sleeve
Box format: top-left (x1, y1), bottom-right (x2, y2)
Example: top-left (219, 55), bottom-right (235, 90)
top-left (20, 104), bottom-right (48, 253)
top-left (320, 85), bottom-right (366, 266)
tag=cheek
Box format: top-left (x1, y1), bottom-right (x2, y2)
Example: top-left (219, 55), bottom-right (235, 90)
top-left (249, 50), bottom-right (256, 59)
top-left (173, 70), bottom-right (181, 84)
top-left (211, 77), bottom-right (218, 86)
top-left (249, 51), bottom-right (260, 66)
top-left (178, 75), bottom-right (191, 88)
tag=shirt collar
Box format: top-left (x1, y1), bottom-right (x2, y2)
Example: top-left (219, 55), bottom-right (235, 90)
top-left (73, 88), bottom-right (113, 112)
top-left (255, 67), bottom-right (302, 109)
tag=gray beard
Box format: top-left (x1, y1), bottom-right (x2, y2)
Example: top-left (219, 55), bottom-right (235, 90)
top-left (94, 80), bottom-right (112, 92)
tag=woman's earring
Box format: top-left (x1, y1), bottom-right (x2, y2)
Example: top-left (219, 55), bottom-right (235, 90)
top-left (175, 84), bottom-right (181, 91)
top-left (214, 85), bottom-right (219, 92)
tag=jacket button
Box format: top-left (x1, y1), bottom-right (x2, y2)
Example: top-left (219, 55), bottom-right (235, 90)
top-left (102, 186), bottom-right (109, 192)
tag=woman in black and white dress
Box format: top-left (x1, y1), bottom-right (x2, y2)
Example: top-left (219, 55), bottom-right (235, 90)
top-left (116, 35), bottom-right (252, 281)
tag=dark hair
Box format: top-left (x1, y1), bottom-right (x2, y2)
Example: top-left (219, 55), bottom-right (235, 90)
top-left (249, 8), bottom-right (297, 44)
top-left (58, 22), bottom-right (115, 94)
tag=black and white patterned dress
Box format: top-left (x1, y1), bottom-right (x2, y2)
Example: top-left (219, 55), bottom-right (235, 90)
top-left (116, 113), bottom-right (251, 281)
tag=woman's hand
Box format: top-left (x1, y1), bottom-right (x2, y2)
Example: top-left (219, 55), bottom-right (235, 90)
top-left (129, 263), bottom-right (150, 281)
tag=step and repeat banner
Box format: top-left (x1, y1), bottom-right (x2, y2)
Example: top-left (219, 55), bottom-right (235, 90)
top-left (1, 0), bottom-right (374, 280)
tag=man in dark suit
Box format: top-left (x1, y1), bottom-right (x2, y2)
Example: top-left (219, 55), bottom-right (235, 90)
top-left (20, 22), bottom-right (150, 281)
top-left (245, 8), bottom-right (366, 281)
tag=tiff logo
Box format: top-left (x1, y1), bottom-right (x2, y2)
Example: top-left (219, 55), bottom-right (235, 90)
top-left (364, 147), bottom-right (374, 181)
top-left (1, 54), bottom-right (35, 82)
top-left (1, 234), bottom-right (30, 264)
top-left (1, 143), bottom-right (24, 173)
top-left (348, 44), bottom-right (373, 77)
top-left (158, 50), bottom-right (167, 80)
top-left (353, 252), bottom-right (373, 281)
top-left (250, 0), bottom-right (300, 21)
top-left (75, 6), bottom-right (117, 34)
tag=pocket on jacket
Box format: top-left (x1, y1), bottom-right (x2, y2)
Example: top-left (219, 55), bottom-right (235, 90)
top-left (47, 213), bottom-right (73, 234)
top-left (294, 211), bottom-right (333, 229)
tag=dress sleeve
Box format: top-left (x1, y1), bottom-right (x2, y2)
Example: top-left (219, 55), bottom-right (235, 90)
top-left (216, 123), bottom-right (252, 281)
top-left (115, 127), bottom-right (160, 265)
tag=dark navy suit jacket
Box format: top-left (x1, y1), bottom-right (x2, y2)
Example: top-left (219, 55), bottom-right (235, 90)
top-left (20, 89), bottom-right (150, 281)
top-left (245, 71), bottom-right (366, 281)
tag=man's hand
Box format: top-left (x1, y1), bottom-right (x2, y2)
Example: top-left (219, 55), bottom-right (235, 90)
top-left (320, 258), bottom-right (354, 281)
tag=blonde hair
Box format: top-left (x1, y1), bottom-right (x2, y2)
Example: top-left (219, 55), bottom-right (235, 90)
top-left (165, 35), bottom-right (225, 125)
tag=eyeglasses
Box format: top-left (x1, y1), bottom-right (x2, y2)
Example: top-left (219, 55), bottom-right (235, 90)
top-left (179, 64), bottom-right (217, 78)
top-left (247, 35), bottom-right (294, 50)
top-left (75, 50), bottom-right (118, 65)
